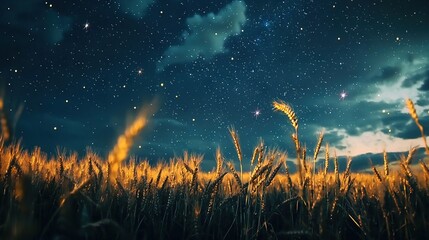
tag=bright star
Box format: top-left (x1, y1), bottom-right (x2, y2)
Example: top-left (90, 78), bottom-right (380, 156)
top-left (83, 22), bottom-right (90, 30)
top-left (340, 90), bottom-right (347, 100)
top-left (253, 108), bottom-right (261, 118)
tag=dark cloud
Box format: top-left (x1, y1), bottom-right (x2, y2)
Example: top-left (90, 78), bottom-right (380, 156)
top-left (416, 93), bottom-right (429, 106)
top-left (402, 69), bottom-right (429, 88)
top-left (418, 76), bottom-right (429, 91)
top-left (376, 66), bottom-right (402, 82)
top-left (396, 118), bottom-right (429, 139)
top-left (322, 101), bottom-right (390, 136)
top-left (157, 0), bottom-right (246, 71)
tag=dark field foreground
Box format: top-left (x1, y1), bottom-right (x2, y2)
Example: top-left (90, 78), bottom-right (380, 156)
top-left (1, 141), bottom-right (429, 240)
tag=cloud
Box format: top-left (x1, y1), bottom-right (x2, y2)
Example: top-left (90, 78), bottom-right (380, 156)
top-left (402, 69), bottom-right (429, 88)
top-left (375, 66), bottom-right (402, 82)
top-left (325, 128), bottom-right (423, 157)
top-left (156, 0), bottom-right (246, 71)
top-left (116, 0), bottom-right (156, 18)
top-left (0, 1), bottom-right (71, 45)
top-left (152, 118), bottom-right (187, 128)
top-left (418, 74), bottom-right (429, 91)
top-left (298, 52), bottom-right (429, 160)
top-left (367, 55), bottom-right (429, 107)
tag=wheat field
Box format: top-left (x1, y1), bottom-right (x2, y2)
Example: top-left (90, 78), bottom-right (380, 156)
top-left (1, 99), bottom-right (429, 239)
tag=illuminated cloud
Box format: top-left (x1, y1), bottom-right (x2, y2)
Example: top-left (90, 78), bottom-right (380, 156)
top-left (325, 128), bottom-right (423, 157)
top-left (157, 0), bottom-right (246, 72)
top-left (117, 0), bottom-right (156, 18)
top-left (362, 54), bottom-right (429, 111)
top-left (303, 52), bottom-right (429, 159)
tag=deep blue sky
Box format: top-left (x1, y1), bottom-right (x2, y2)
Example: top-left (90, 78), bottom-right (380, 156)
top-left (1, 0), bottom-right (428, 170)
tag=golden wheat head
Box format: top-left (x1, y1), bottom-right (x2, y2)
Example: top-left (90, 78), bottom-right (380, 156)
top-left (107, 99), bottom-right (158, 184)
top-left (272, 100), bottom-right (298, 131)
top-left (405, 98), bottom-right (429, 155)
top-left (228, 126), bottom-right (242, 163)
top-left (406, 98), bottom-right (418, 122)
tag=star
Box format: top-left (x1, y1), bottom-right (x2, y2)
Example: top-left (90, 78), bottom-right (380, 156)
top-left (253, 108), bottom-right (261, 119)
top-left (83, 22), bottom-right (90, 30)
top-left (137, 69), bottom-right (143, 75)
top-left (340, 90), bottom-right (347, 100)
top-left (263, 20), bottom-right (271, 28)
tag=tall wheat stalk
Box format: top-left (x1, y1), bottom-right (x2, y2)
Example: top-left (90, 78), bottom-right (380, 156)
top-left (107, 100), bottom-right (158, 184)
top-left (406, 98), bottom-right (429, 155)
top-left (273, 100), bottom-right (302, 185)
top-left (272, 100), bottom-right (298, 135)
top-left (229, 126), bottom-right (243, 182)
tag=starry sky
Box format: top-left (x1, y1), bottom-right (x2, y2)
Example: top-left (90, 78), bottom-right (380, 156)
top-left (1, 0), bottom-right (429, 170)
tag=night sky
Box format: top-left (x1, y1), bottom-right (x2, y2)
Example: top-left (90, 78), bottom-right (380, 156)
top-left (1, 0), bottom-right (429, 170)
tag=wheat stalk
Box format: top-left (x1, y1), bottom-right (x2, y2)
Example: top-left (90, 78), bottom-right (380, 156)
top-left (343, 157), bottom-right (352, 180)
top-left (383, 148), bottom-right (389, 177)
top-left (370, 158), bottom-right (383, 183)
top-left (420, 160), bottom-right (429, 178)
top-left (265, 161), bottom-right (282, 187)
top-left (228, 126), bottom-right (243, 182)
top-left (406, 98), bottom-right (429, 155)
top-left (405, 146), bottom-right (417, 165)
top-left (107, 100), bottom-right (157, 184)
top-left (250, 146), bottom-right (259, 167)
top-left (273, 100), bottom-right (298, 133)
top-left (313, 130), bottom-right (324, 162)
top-left (324, 143), bottom-right (330, 176)
top-left (226, 162), bottom-right (242, 189)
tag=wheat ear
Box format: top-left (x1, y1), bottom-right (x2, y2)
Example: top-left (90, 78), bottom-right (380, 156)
top-left (406, 98), bottom-right (429, 154)
top-left (228, 126), bottom-right (243, 181)
top-left (383, 148), bottom-right (389, 177)
top-left (273, 100), bottom-right (298, 133)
